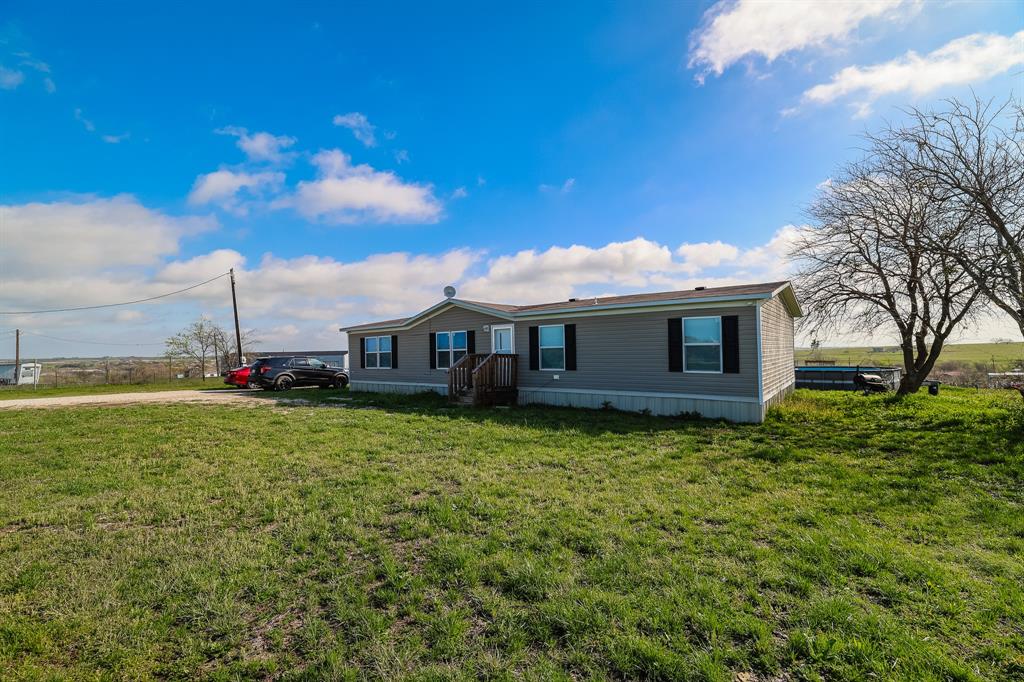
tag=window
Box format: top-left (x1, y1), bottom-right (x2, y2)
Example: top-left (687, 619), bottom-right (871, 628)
top-left (683, 317), bottom-right (722, 373)
top-left (365, 336), bottom-right (392, 369)
top-left (435, 331), bottom-right (467, 369)
top-left (308, 358), bottom-right (327, 369)
top-left (290, 357), bottom-right (309, 368)
top-left (539, 324), bottom-right (565, 371)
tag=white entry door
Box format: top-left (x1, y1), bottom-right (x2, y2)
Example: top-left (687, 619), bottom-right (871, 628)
top-left (491, 324), bottom-right (514, 354)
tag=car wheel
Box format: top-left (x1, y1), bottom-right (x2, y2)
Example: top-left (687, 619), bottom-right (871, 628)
top-left (334, 374), bottom-right (349, 389)
top-left (275, 375), bottom-right (294, 391)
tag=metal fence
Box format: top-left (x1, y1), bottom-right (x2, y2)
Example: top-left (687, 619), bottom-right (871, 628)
top-left (0, 359), bottom-right (217, 390)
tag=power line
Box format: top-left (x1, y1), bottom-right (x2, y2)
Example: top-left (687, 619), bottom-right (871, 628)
top-left (0, 272), bottom-right (230, 315)
top-left (20, 330), bottom-right (166, 347)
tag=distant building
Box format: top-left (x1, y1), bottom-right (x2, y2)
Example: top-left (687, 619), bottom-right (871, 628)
top-left (988, 371), bottom-right (1024, 388)
top-left (252, 350), bottom-right (348, 369)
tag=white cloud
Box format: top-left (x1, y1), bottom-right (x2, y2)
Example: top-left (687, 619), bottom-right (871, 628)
top-left (800, 30), bottom-right (1024, 116)
top-left (268, 324), bottom-right (301, 338)
top-left (215, 126), bottom-right (297, 163)
top-left (540, 177), bottom-right (576, 194)
top-left (155, 248), bottom-right (246, 286)
top-left (74, 108), bottom-right (96, 132)
top-left (0, 65), bottom-right (25, 89)
top-left (151, 246), bottom-right (479, 324)
top-left (276, 149), bottom-right (442, 224)
top-left (451, 186), bottom-right (468, 199)
top-left (114, 310), bottom-right (144, 323)
top-left (333, 112), bottom-right (377, 147)
top-left (460, 229), bottom-right (801, 305)
top-left (460, 238), bottom-right (677, 303)
top-left (688, 0), bottom-right (919, 81)
top-left (2, 196), bottom-right (1014, 352)
top-left (0, 195), bottom-right (215, 284)
top-left (73, 107), bottom-right (131, 141)
top-left (394, 149), bottom-right (410, 164)
top-left (1, 51), bottom-right (55, 92)
top-left (14, 51), bottom-right (50, 72)
top-left (187, 169), bottom-right (285, 214)
top-left (676, 240), bottom-right (740, 273)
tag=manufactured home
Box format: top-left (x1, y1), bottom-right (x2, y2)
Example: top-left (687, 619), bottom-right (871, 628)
top-left (341, 281), bottom-right (801, 423)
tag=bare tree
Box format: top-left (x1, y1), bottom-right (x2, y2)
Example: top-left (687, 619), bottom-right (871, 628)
top-left (165, 318), bottom-right (219, 380)
top-left (793, 151), bottom-right (980, 395)
top-left (871, 96), bottom-right (1024, 338)
top-left (210, 325), bottom-right (260, 369)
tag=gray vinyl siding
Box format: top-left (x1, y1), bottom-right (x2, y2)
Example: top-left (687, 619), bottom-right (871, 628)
top-left (348, 306), bottom-right (508, 387)
top-left (513, 305), bottom-right (759, 398)
top-left (347, 300), bottom-right (778, 409)
top-left (759, 295), bottom-right (796, 400)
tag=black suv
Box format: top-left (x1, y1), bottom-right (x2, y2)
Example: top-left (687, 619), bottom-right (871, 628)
top-left (248, 356), bottom-right (349, 391)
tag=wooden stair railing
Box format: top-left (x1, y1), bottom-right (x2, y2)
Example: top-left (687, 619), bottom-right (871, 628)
top-left (447, 353), bottom-right (488, 400)
top-left (448, 352), bottom-right (519, 406)
top-left (470, 353), bottom-right (518, 406)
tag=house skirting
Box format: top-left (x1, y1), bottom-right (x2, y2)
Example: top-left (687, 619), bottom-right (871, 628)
top-left (517, 387), bottom-right (766, 423)
top-left (350, 380), bottom-right (449, 395)
top-left (350, 380), bottom-right (796, 424)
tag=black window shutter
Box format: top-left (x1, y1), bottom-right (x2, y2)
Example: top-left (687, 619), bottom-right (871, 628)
top-left (528, 326), bottom-right (539, 370)
top-left (428, 332), bottom-right (436, 369)
top-left (722, 316), bottom-right (740, 373)
top-left (391, 335), bottom-right (398, 369)
top-left (467, 330), bottom-right (476, 354)
top-left (667, 318), bottom-right (683, 372)
top-left (565, 324), bottom-right (577, 370)
top-left (359, 337), bottom-right (366, 369)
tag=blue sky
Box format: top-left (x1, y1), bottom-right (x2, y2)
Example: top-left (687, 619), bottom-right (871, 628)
top-left (1, 1), bottom-right (1021, 357)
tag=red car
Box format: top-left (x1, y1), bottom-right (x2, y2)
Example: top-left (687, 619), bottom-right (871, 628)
top-left (224, 365), bottom-right (251, 387)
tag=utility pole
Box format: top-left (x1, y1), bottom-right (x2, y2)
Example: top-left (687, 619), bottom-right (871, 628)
top-left (14, 329), bottom-right (19, 385)
top-left (230, 268), bottom-right (243, 366)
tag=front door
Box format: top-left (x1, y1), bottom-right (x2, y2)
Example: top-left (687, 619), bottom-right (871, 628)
top-left (491, 325), bottom-right (514, 354)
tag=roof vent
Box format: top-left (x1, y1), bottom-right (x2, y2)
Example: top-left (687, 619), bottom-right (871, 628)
top-left (443, 285), bottom-right (457, 298)
top-left (694, 286), bottom-right (706, 291)
top-left (568, 297), bottom-right (578, 302)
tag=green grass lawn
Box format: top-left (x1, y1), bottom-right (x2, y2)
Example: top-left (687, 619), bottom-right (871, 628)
top-left (796, 341), bottom-right (1024, 370)
top-left (0, 378), bottom-right (233, 401)
top-left (1, 389), bottom-right (1021, 680)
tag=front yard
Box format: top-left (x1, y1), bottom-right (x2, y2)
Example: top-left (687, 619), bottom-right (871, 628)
top-left (0, 389), bottom-right (1021, 680)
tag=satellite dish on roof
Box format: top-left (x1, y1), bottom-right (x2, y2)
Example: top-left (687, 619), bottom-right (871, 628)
top-left (443, 285), bottom-right (457, 298)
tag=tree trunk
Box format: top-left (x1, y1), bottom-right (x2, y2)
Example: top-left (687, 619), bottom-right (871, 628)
top-left (895, 336), bottom-right (945, 395)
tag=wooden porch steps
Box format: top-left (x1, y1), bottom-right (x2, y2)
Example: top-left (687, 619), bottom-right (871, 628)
top-left (450, 391), bottom-right (475, 406)
top-left (447, 352), bottom-right (518, 407)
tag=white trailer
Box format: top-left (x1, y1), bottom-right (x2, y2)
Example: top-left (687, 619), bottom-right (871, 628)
top-left (0, 362), bottom-right (41, 386)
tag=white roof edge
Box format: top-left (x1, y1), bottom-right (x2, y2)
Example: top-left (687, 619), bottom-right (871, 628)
top-left (512, 292), bottom-right (773, 319)
top-left (340, 290), bottom-right (801, 333)
top-left (339, 299), bottom-right (514, 333)
top-left (770, 281), bottom-right (803, 317)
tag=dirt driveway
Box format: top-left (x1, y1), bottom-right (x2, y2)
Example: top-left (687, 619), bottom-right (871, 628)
top-left (0, 389), bottom-right (317, 410)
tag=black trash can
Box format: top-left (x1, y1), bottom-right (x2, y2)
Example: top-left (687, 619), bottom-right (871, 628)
top-left (927, 381), bottom-right (940, 396)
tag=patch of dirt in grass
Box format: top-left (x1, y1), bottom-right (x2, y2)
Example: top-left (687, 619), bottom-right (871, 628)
top-left (0, 521), bottom-right (63, 535)
top-left (241, 610), bottom-right (305, 661)
top-left (734, 672), bottom-right (793, 682)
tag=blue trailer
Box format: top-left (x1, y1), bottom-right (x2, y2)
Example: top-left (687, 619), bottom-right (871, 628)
top-left (795, 365), bottom-right (902, 391)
